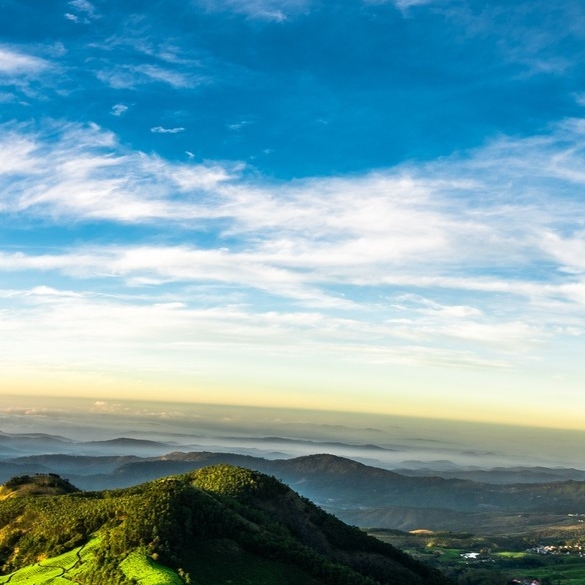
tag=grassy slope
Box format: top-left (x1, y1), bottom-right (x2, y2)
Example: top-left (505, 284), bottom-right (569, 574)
top-left (0, 538), bottom-right (101, 584)
top-left (0, 540), bottom-right (187, 585)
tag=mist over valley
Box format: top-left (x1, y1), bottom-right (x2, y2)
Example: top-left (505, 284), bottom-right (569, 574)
top-left (2, 398), bottom-right (585, 536)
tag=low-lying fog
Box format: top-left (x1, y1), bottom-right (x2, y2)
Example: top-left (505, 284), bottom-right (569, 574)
top-left (1, 395), bottom-right (583, 471)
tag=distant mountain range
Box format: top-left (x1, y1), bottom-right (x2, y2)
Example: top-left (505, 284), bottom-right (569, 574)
top-left (0, 430), bottom-right (178, 458)
top-left (2, 431), bottom-right (585, 535)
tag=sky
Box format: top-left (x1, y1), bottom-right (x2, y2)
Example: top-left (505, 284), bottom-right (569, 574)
top-left (1, 0), bottom-right (585, 432)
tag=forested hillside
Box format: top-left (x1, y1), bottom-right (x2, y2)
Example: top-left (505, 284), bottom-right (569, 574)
top-left (0, 466), bottom-right (452, 585)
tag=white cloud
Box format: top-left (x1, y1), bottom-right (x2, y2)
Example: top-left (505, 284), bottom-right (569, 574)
top-left (2, 120), bottom-right (585, 297)
top-left (151, 126), bottom-right (185, 134)
top-left (0, 283), bottom-right (531, 376)
top-left (0, 136), bottom-right (39, 177)
top-left (66, 0), bottom-right (98, 21)
top-left (111, 104), bottom-right (128, 116)
top-left (27, 285), bottom-right (83, 298)
top-left (540, 231), bottom-right (585, 273)
top-left (0, 46), bottom-right (50, 75)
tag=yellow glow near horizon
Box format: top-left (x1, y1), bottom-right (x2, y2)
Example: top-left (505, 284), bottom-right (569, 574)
top-left (2, 363), bottom-right (584, 433)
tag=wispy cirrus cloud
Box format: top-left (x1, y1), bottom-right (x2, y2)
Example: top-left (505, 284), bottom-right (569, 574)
top-left (87, 25), bottom-right (212, 88)
top-left (135, 64), bottom-right (199, 88)
top-left (441, 1), bottom-right (585, 76)
top-left (0, 122), bottom-right (238, 221)
top-left (97, 63), bottom-right (206, 89)
top-left (195, 0), bottom-right (312, 21)
top-left (2, 118), bottom-right (585, 281)
top-left (1, 117), bottom-right (585, 378)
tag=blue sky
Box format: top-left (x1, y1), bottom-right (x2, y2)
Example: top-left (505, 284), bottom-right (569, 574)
top-left (1, 0), bottom-right (585, 429)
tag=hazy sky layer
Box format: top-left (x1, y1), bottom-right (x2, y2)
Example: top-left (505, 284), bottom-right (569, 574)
top-left (3, 396), bottom-right (585, 469)
top-left (1, 0), bottom-right (585, 430)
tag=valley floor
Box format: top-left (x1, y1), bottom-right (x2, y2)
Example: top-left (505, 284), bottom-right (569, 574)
top-left (370, 528), bottom-right (585, 585)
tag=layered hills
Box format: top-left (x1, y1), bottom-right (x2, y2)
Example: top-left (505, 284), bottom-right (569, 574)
top-left (3, 450), bottom-right (585, 534)
top-left (0, 466), bottom-right (452, 585)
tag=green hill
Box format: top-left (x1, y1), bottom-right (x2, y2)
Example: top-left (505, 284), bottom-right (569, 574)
top-left (0, 465), bottom-right (452, 585)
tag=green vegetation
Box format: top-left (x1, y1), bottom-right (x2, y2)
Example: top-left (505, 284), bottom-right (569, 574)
top-left (0, 469), bottom-right (453, 585)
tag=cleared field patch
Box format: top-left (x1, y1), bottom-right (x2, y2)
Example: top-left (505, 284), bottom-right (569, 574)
top-left (120, 551), bottom-right (183, 585)
top-left (493, 551), bottom-right (526, 559)
top-left (433, 548), bottom-right (461, 562)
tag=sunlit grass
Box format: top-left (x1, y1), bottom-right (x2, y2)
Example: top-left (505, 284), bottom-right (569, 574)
top-left (120, 551), bottom-right (183, 585)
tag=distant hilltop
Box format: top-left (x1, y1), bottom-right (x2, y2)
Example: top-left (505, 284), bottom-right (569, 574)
top-left (0, 473), bottom-right (80, 499)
